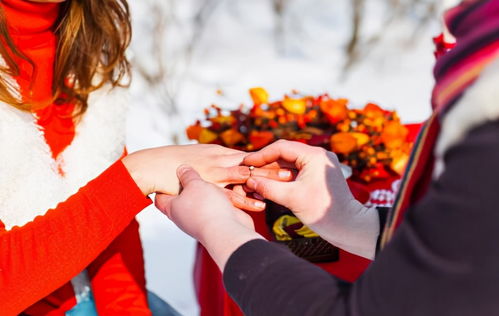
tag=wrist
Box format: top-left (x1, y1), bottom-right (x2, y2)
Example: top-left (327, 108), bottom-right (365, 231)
top-left (122, 152), bottom-right (153, 196)
top-left (315, 199), bottom-right (380, 260)
top-left (199, 217), bottom-right (263, 271)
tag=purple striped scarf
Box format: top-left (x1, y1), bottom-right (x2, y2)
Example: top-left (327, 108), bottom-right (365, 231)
top-left (381, 0), bottom-right (499, 246)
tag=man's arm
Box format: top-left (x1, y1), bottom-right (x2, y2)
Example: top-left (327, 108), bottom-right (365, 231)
top-left (223, 120), bottom-right (499, 316)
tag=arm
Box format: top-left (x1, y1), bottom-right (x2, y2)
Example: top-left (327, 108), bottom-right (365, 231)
top-left (0, 143), bottom-right (276, 315)
top-left (0, 161), bottom-right (151, 316)
top-left (88, 219), bottom-right (151, 316)
top-left (244, 140), bottom-right (380, 259)
top-left (223, 121), bottom-right (499, 315)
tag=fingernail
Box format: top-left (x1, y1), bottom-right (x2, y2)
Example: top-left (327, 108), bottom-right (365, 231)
top-left (279, 170), bottom-right (291, 179)
top-left (246, 177), bottom-right (257, 189)
top-left (254, 200), bottom-right (266, 209)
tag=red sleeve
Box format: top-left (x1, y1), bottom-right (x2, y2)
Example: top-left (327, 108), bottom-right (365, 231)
top-left (88, 219), bottom-right (152, 316)
top-left (0, 160), bottom-right (152, 316)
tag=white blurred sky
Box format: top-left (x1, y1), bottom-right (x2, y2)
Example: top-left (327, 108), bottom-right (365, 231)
top-left (126, 1), bottom-right (444, 314)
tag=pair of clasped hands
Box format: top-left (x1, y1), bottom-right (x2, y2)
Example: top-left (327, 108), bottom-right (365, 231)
top-left (123, 140), bottom-right (379, 270)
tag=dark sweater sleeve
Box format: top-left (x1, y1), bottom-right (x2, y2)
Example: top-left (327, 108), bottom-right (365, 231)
top-left (223, 120), bottom-right (499, 316)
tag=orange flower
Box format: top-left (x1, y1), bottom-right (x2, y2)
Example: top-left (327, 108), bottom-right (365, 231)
top-left (220, 129), bottom-right (244, 147)
top-left (381, 121), bottom-right (409, 149)
top-left (363, 103), bottom-right (384, 118)
top-left (320, 98), bottom-right (348, 123)
top-left (249, 87), bottom-right (269, 105)
top-left (350, 132), bottom-right (369, 147)
top-left (249, 131), bottom-right (275, 150)
top-left (337, 120), bottom-right (351, 132)
top-left (391, 152), bottom-right (410, 175)
top-left (330, 132), bottom-right (357, 154)
top-left (282, 96), bottom-right (307, 115)
top-left (190, 88), bottom-right (412, 183)
top-left (198, 128), bottom-right (218, 144)
top-left (211, 115), bottom-right (235, 125)
top-left (305, 109), bottom-right (318, 122)
top-left (186, 124), bottom-right (203, 140)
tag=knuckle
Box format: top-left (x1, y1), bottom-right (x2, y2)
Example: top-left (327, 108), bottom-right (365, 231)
top-left (275, 139), bottom-right (288, 146)
top-left (314, 146), bottom-right (328, 155)
top-left (325, 150), bottom-right (340, 163)
top-left (259, 181), bottom-right (271, 197)
top-left (228, 167), bottom-right (244, 180)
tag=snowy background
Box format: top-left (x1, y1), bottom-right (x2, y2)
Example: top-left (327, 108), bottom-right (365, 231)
top-left (125, 0), bottom-right (452, 314)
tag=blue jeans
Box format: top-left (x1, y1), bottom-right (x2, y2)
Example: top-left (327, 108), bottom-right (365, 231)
top-left (66, 291), bottom-right (180, 316)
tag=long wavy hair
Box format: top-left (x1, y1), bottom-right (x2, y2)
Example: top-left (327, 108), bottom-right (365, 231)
top-left (0, 0), bottom-right (131, 113)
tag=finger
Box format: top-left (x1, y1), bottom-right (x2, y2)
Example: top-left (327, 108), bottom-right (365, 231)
top-left (224, 189), bottom-right (266, 212)
top-left (252, 192), bottom-right (264, 201)
top-left (243, 140), bottom-right (311, 168)
top-left (154, 193), bottom-right (176, 218)
top-left (233, 185), bottom-right (246, 196)
top-left (177, 165), bottom-right (205, 187)
top-left (211, 166), bottom-right (251, 185)
top-left (255, 160), bottom-right (296, 170)
top-left (246, 176), bottom-right (295, 207)
top-left (250, 167), bottom-right (294, 181)
top-left (220, 152), bottom-right (248, 166)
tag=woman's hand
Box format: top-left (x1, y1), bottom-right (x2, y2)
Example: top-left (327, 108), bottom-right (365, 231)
top-left (155, 166), bottom-right (263, 270)
top-left (122, 144), bottom-right (291, 212)
top-left (123, 144), bottom-right (247, 195)
top-left (243, 140), bottom-right (379, 259)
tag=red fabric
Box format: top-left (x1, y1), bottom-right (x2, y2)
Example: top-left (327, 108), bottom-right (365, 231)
top-left (35, 102), bottom-right (76, 160)
top-left (88, 220), bottom-right (151, 316)
top-left (2, 0), bottom-right (75, 159)
top-left (0, 1), bottom-right (152, 314)
top-left (0, 161), bottom-right (152, 315)
top-left (2, 0), bottom-right (59, 106)
top-left (195, 123), bottom-right (423, 315)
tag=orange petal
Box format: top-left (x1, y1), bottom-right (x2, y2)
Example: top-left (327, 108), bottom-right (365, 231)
top-left (282, 97), bottom-right (307, 115)
top-left (249, 131), bottom-right (274, 150)
top-left (220, 129), bottom-right (245, 147)
top-left (330, 132), bottom-right (357, 154)
top-left (198, 128), bottom-right (218, 144)
top-left (391, 152), bottom-right (410, 175)
top-left (186, 124), bottom-right (203, 140)
top-left (381, 122), bottom-right (409, 148)
top-left (320, 99), bottom-right (348, 123)
top-left (350, 132), bottom-right (369, 146)
top-left (249, 87), bottom-right (269, 105)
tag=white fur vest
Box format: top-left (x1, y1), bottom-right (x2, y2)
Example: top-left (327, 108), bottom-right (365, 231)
top-left (0, 85), bottom-right (128, 231)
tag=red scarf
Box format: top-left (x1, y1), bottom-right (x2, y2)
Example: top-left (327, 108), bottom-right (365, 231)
top-left (1, 0), bottom-right (75, 159)
top-left (381, 0), bottom-right (499, 247)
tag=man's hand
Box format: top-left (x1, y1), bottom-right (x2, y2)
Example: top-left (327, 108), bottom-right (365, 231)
top-left (155, 165), bottom-right (263, 270)
top-left (244, 140), bottom-right (379, 259)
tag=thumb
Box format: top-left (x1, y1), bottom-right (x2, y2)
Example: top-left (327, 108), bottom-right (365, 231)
top-left (246, 176), bottom-right (294, 208)
top-left (177, 165), bottom-right (204, 189)
top-left (154, 193), bottom-right (176, 218)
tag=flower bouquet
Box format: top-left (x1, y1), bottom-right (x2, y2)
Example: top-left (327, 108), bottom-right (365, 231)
top-left (187, 88), bottom-right (412, 262)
